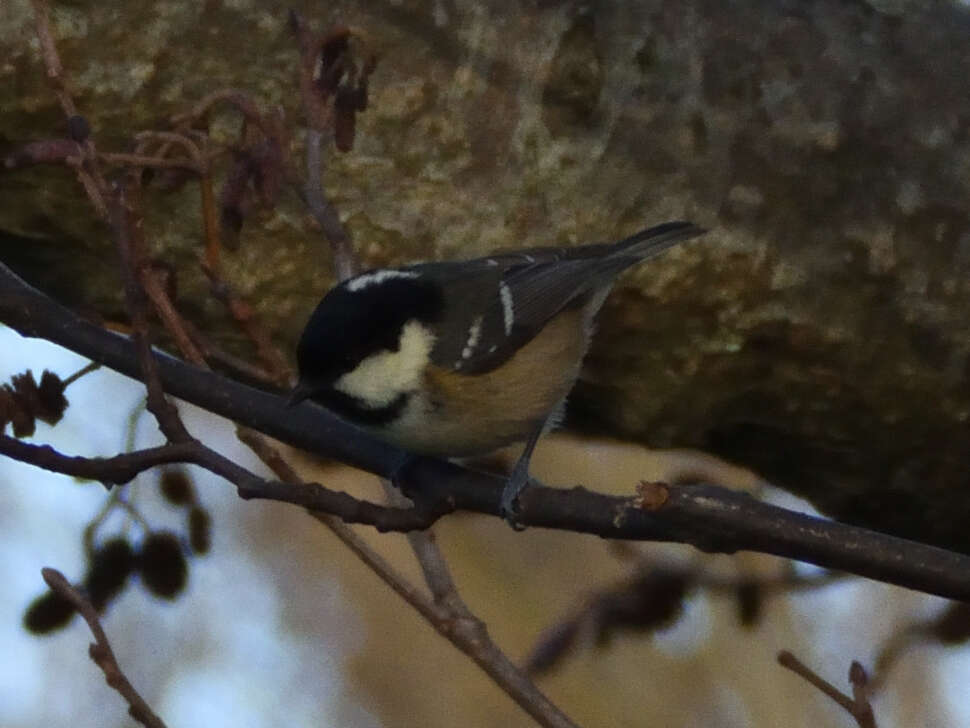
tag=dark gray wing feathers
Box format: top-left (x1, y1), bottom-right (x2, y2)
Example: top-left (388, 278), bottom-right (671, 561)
top-left (429, 221), bottom-right (704, 374)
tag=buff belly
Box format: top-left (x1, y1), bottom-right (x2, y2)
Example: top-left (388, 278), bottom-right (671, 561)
top-left (374, 308), bottom-right (589, 456)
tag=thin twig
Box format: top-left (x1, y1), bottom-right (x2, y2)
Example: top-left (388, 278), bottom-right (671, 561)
top-left (0, 432), bottom-right (443, 531)
top-left (407, 524), bottom-right (461, 602)
top-left (849, 662), bottom-right (878, 728)
top-left (110, 182), bottom-right (192, 442)
top-left (29, 0), bottom-right (109, 217)
top-left (290, 12), bottom-right (358, 281)
top-left (0, 435), bottom-right (199, 485)
top-left (302, 128), bottom-right (357, 280)
top-left (181, 317), bottom-right (280, 387)
top-left (139, 266), bottom-right (207, 367)
top-left (170, 88), bottom-right (278, 138)
top-left (201, 264), bottom-right (293, 384)
top-left (778, 651), bottom-right (878, 728)
top-left (29, 0), bottom-right (72, 115)
top-left (2, 138), bottom-right (82, 169)
top-left (62, 361), bottom-right (101, 388)
top-left (98, 152), bottom-right (203, 173)
top-left (778, 651), bottom-right (857, 712)
top-left (41, 568), bottom-right (168, 728)
top-left (133, 131), bottom-right (205, 165)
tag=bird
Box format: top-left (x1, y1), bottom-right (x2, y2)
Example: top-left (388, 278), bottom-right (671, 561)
top-left (289, 221), bottom-right (705, 523)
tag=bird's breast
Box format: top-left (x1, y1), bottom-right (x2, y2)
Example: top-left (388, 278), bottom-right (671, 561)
top-left (374, 307), bottom-right (590, 456)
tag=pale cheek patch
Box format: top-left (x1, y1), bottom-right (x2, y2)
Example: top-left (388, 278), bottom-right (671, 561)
top-left (335, 320), bottom-right (436, 408)
top-left (346, 269), bottom-right (419, 292)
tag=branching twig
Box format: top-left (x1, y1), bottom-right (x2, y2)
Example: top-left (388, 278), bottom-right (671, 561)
top-left (41, 568), bottom-right (168, 728)
top-left (0, 436), bottom-right (198, 485)
top-left (778, 651), bottom-right (878, 728)
top-left (31, 0), bottom-right (200, 437)
top-left (29, 0), bottom-right (109, 217)
top-left (0, 432), bottom-right (446, 531)
top-left (239, 430), bottom-right (580, 728)
top-left (290, 12), bottom-right (359, 281)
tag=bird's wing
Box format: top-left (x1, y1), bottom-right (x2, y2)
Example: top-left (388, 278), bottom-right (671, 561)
top-left (429, 222), bottom-right (703, 374)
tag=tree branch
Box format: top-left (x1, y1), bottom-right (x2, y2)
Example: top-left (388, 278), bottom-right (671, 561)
top-left (41, 568), bottom-right (168, 728)
top-left (4, 261), bottom-right (970, 601)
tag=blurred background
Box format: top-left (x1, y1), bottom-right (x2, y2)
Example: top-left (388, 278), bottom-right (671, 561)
top-left (4, 0), bottom-right (970, 725)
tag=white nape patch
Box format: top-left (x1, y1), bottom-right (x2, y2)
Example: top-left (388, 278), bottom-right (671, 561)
top-left (334, 320), bottom-right (435, 407)
top-left (486, 259), bottom-right (499, 267)
top-left (499, 281), bottom-right (514, 335)
top-left (346, 269), bottom-right (419, 292)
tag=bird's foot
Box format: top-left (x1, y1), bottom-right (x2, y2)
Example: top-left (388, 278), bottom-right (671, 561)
top-left (387, 452), bottom-right (419, 495)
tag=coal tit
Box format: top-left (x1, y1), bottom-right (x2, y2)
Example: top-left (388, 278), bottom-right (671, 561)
top-left (290, 221), bottom-right (705, 520)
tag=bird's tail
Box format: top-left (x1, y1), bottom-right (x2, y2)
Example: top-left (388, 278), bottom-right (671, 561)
top-left (609, 220), bottom-right (706, 260)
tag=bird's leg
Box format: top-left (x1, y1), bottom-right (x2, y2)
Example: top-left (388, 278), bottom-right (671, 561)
top-left (386, 450), bottom-right (421, 495)
top-left (500, 422), bottom-right (545, 528)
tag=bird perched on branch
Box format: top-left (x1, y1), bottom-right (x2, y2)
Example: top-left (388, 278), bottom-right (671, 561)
top-left (291, 221), bottom-right (705, 523)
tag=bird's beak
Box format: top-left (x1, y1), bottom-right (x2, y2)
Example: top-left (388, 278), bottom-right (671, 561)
top-left (287, 380), bottom-right (315, 407)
